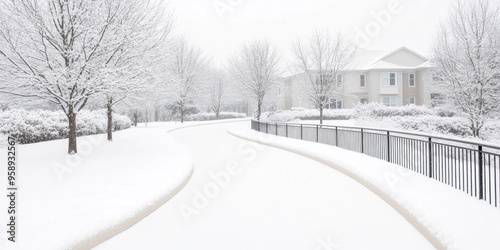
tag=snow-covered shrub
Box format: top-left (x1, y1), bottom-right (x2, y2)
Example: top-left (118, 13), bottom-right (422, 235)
top-left (261, 109), bottom-right (355, 122)
top-left (77, 110), bottom-right (107, 136)
top-left (354, 102), bottom-right (434, 118)
top-left (0, 109), bottom-right (131, 144)
top-left (268, 102), bottom-right (277, 114)
top-left (392, 116), bottom-right (471, 137)
top-left (113, 113), bottom-right (132, 130)
top-left (433, 106), bottom-right (457, 117)
top-left (482, 121), bottom-right (500, 143)
top-left (185, 112), bottom-right (247, 121)
top-left (291, 107), bottom-right (306, 111)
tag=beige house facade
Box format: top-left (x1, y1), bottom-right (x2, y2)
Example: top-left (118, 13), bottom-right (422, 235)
top-left (276, 47), bottom-right (439, 110)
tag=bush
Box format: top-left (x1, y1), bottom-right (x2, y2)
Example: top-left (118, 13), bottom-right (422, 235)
top-left (391, 116), bottom-right (472, 137)
top-left (184, 112), bottom-right (247, 121)
top-left (261, 109), bottom-right (355, 122)
top-left (433, 106), bottom-right (458, 117)
top-left (0, 109), bottom-right (132, 144)
top-left (354, 102), bottom-right (434, 118)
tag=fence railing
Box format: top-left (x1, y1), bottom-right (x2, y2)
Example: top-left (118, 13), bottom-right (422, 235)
top-left (251, 120), bottom-right (500, 208)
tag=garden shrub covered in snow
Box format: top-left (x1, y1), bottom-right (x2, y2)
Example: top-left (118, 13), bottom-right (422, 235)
top-left (0, 109), bottom-right (132, 144)
top-left (354, 102), bottom-right (434, 118)
top-left (185, 112), bottom-right (247, 121)
top-left (261, 109), bottom-right (355, 122)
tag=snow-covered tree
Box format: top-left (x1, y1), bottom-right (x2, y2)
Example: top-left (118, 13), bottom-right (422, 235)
top-left (167, 36), bottom-right (207, 123)
top-left (208, 74), bottom-right (225, 120)
top-left (228, 40), bottom-right (281, 121)
top-left (292, 31), bottom-right (357, 124)
top-left (0, 0), bottom-right (170, 153)
top-left (97, 2), bottom-right (173, 141)
top-left (433, 0), bottom-right (500, 137)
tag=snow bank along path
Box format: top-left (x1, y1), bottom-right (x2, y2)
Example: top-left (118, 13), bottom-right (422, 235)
top-left (97, 121), bottom-right (433, 249)
top-left (0, 123), bottom-right (195, 250)
top-left (229, 128), bottom-right (500, 249)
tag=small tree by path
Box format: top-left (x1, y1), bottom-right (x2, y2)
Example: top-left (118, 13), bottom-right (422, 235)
top-left (228, 40), bottom-right (281, 121)
top-left (292, 31), bottom-right (357, 125)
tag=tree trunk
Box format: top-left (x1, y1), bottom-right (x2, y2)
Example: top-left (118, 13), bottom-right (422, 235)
top-left (107, 98), bottom-right (113, 141)
top-left (256, 100), bottom-right (262, 121)
top-left (180, 105), bottom-right (184, 123)
top-left (215, 108), bottom-right (220, 120)
top-left (67, 109), bottom-right (77, 154)
top-left (319, 107), bottom-right (324, 125)
top-left (133, 113), bottom-right (138, 127)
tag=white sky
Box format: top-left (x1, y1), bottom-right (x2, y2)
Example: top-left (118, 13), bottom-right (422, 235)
top-left (166, 0), bottom-right (453, 66)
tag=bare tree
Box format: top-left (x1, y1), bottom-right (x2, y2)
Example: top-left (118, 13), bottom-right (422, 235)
top-left (292, 31), bottom-right (357, 124)
top-left (167, 36), bottom-right (206, 123)
top-left (205, 70), bottom-right (227, 120)
top-left (433, 0), bottom-right (500, 137)
top-left (0, 0), bottom-right (168, 153)
top-left (99, 2), bottom-right (173, 141)
top-left (229, 40), bottom-right (281, 121)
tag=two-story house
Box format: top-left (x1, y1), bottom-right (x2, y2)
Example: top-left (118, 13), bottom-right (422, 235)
top-left (276, 47), bottom-right (439, 110)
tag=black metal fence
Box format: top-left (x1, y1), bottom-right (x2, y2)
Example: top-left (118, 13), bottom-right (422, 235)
top-left (251, 120), bottom-right (500, 207)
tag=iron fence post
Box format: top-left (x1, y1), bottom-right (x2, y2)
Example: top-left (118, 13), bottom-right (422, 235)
top-left (286, 123), bottom-right (288, 138)
top-left (316, 125), bottom-right (319, 143)
top-left (335, 126), bottom-right (338, 146)
top-left (361, 128), bottom-right (364, 153)
top-left (478, 145), bottom-right (484, 200)
top-left (428, 137), bottom-right (433, 178)
top-left (275, 123), bottom-right (278, 136)
top-left (387, 131), bottom-right (391, 162)
top-left (266, 122), bottom-right (268, 134)
top-left (300, 124), bottom-right (303, 140)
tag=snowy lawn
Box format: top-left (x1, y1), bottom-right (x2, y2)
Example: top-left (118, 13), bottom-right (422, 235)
top-left (0, 123), bottom-right (195, 250)
top-left (229, 128), bottom-right (500, 249)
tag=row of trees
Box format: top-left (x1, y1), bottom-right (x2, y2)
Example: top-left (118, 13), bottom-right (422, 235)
top-left (0, 0), bottom-right (175, 153)
top-left (0, 0), bottom-right (240, 154)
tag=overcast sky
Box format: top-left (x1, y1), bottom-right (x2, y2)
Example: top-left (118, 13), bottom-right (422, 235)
top-left (167, 0), bottom-right (453, 66)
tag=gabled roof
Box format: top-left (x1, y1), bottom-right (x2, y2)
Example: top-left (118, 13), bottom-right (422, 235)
top-left (352, 46), bottom-right (430, 71)
top-left (375, 46), bottom-right (428, 63)
top-left (283, 47), bottom-right (431, 78)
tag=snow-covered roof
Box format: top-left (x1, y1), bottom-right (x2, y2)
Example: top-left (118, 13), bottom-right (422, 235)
top-left (284, 47), bottom-right (431, 79)
top-left (349, 49), bottom-right (389, 71)
top-left (417, 60), bottom-right (433, 68)
top-left (352, 47), bottom-right (430, 71)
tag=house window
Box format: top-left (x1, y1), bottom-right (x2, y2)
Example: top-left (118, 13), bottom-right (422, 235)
top-left (360, 98), bottom-right (368, 104)
top-left (381, 96), bottom-right (397, 107)
top-left (409, 73), bottom-right (416, 87)
top-left (336, 74), bottom-right (342, 86)
top-left (382, 72), bottom-right (396, 86)
top-left (328, 98), bottom-right (343, 109)
top-left (409, 96), bottom-right (416, 105)
top-left (315, 73), bottom-right (334, 86)
top-left (360, 74), bottom-right (366, 88)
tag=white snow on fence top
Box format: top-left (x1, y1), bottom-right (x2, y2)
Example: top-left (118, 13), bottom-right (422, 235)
top-left (229, 128), bottom-right (500, 250)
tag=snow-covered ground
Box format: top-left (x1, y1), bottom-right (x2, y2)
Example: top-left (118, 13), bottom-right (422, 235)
top-left (0, 124), bottom-right (194, 249)
top-left (97, 121), bottom-right (433, 249)
top-left (230, 127), bottom-right (500, 249)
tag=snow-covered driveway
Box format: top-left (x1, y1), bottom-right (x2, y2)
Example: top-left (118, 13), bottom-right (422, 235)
top-left (97, 121), bottom-right (433, 249)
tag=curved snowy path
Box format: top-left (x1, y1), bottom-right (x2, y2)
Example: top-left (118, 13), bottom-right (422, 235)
top-left (96, 121), bottom-right (434, 249)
